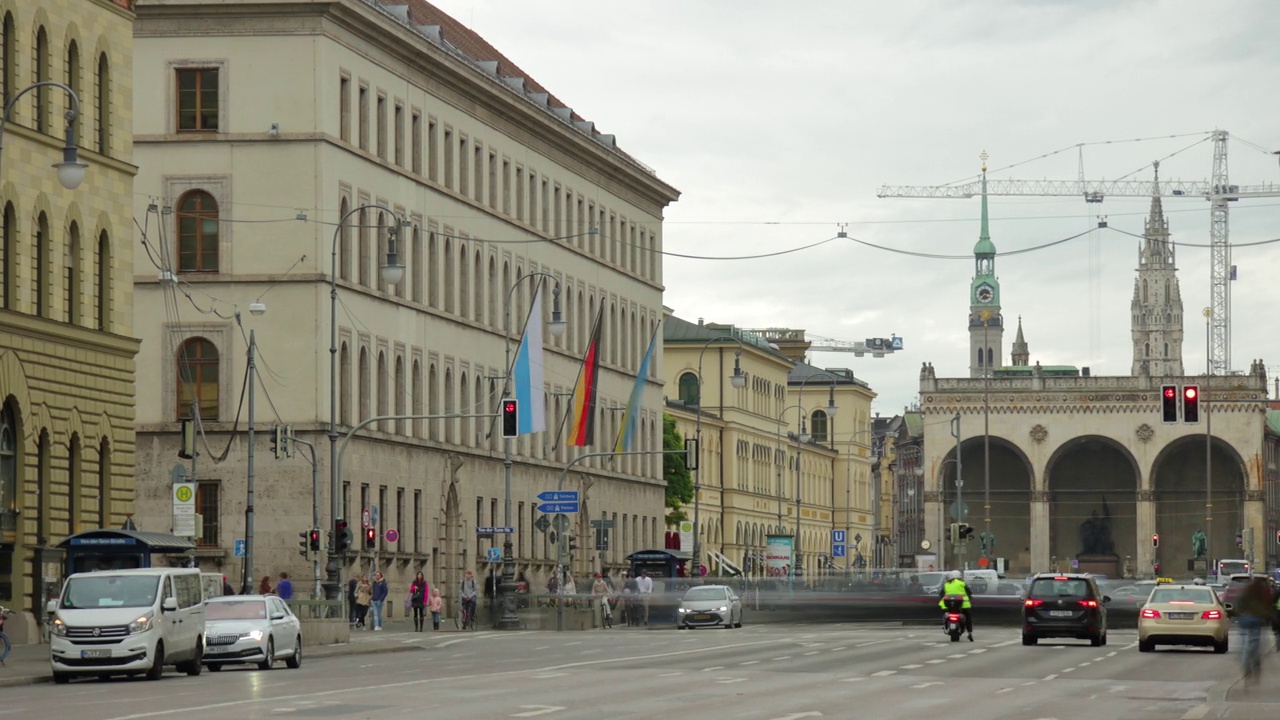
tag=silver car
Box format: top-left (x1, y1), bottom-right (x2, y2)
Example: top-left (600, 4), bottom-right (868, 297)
top-left (203, 595), bottom-right (302, 671)
top-left (677, 585), bottom-right (743, 629)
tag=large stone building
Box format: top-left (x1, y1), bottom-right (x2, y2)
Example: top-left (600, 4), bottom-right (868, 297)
top-left (129, 0), bottom-right (678, 601)
top-left (921, 165), bottom-right (1271, 578)
top-left (0, 0), bottom-right (140, 640)
top-left (664, 316), bottom-right (876, 579)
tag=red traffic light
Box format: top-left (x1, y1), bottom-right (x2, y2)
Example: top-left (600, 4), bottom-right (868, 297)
top-left (1164, 387), bottom-right (1176, 399)
top-left (1183, 387), bottom-right (1197, 400)
top-left (504, 401), bottom-right (516, 412)
top-left (1152, 533), bottom-right (1160, 548)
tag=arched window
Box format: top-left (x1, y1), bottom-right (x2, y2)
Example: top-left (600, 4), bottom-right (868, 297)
top-left (1, 13), bottom-right (15, 107)
top-left (0, 402), bottom-right (17, 544)
top-left (66, 40), bottom-right (81, 117)
top-left (1, 202), bottom-right (14, 310)
top-left (176, 337), bottom-right (219, 420)
top-left (411, 359), bottom-right (423, 438)
top-left (1163, 342), bottom-right (1169, 358)
top-left (34, 26), bottom-right (49, 133)
top-left (1142, 279), bottom-right (1148, 304)
top-left (1144, 342), bottom-right (1151, 358)
top-left (358, 347), bottom-right (370, 422)
top-left (66, 221), bottom-right (82, 324)
top-left (977, 347), bottom-right (984, 368)
top-left (394, 355), bottom-right (406, 436)
top-left (97, 438), bottom-right (111, 526)
top-left (376, 351), bottom-right (388, 431)
top-left (678, 371), bottom-right (700, 406)
top-left (96, 230), bottom-right (111, 330)
top-left (338, 198), bottom-right (351, 281)
top-left (95, 52), bottom-right (110, 154)
top-left (810, 410), bottom-right (829, 443)
top-left (428, 362), bottom-right (439, 441)
top-left (34, 212), bottom-right (50, 317)
top-left (177, 190), bottom-right (219, 272)
top-left (339, 342), bottom-right (351, 425)
top-left (358, 208), bottom-right (370, 286)
top-left (986, 347), bottom-right (994, 369)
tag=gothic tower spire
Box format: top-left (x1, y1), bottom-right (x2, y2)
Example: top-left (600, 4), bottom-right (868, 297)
top-left (969, 151), bottom-right (1004, 378)
top-left (1011, 316), bottom-right (1029, 366)
top-left (1131, 161), bottom-right (1184, 376)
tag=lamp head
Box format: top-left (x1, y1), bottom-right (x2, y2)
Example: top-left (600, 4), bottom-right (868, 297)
top-left (55, 155), bottom-right (88, 189)
top-left (379, 261), bottom-right (405, 287)
top-left (248, 301), bottom-right (267, 316)
top-left (730, 351), bottom-right (747, 389)
top-left (548, 284), bottom-right (567, 338)
top-left (825, 386), bottom-right (838, 418)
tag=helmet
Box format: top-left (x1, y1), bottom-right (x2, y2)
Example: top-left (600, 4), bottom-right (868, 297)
top-left (948, 570), bottom-right (962, 581)
top-left (1192, 577), bottom-right (1205, 585)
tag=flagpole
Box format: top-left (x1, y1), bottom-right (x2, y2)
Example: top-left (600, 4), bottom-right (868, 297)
top-left (501, 275), bottom-right (564, 630)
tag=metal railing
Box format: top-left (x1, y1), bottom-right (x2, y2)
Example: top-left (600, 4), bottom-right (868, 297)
top-left (286, 598), bottom-right (346, 620)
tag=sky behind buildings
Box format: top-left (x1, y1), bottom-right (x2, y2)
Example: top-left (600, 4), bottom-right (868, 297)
top-left (433, 0), bottom-right (1280, 413)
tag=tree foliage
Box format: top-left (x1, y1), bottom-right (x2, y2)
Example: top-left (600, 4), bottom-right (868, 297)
top-left (663, 413), bottom-right (693, 526)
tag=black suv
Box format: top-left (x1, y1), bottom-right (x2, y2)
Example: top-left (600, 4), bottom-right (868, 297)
top-left (1022, 573), bottom-right (1109, 646)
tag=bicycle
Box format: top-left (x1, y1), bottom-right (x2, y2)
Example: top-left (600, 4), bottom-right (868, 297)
top-left (0, 605), bottom-right (13, 664)
top-left (460, 597), bottom-right (477, 631)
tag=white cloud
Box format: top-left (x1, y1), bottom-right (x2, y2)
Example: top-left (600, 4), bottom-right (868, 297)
top-left (436, 0), bottom-right (1280, 412)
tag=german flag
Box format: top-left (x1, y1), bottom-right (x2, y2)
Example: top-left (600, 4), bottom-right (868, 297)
top-left (565, 311), bottom-right (604, 447)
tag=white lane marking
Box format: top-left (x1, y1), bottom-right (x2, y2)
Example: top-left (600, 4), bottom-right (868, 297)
top-left (841, 677), bottom-right (866, 682)
top-left (1108, 686), bottom-right (1128, 693)
top-left (1123, 642), bottom-right (1138, 649)
top-left (701, 666), bottom-right (725, 672)
top-left (535, 646), bottom-right (549, 650)
top-left (996, 688), bottom-right (1014, 694)
top-left (857, 639), bottom-right (895, 647)
top-left (1078, 662), bottom-right (1092, 667)
top-left (511, 707), bottom-right (566, 718)
top-left (968, 648), bottom-right (987, 654)
top-left (772, 656), bottom-right (792, 661)
top-left (947, 654), bottom-right (967, 659)
top-left (565, 641), bottom-right (582, 646)
top-left (657, 672), bottom-right (681, 677)
top-left (803, 651), bottom-right (820, 656)
top-left (437, 639), bottom-right (467, 648)
top-left (1051, 645), bottom-right (1066, 650)
top-left (1106, 651), bottom-right (1118, 657)
top-left (832, 647), bottom-right (847, 651)
top-left (740, 660), bottom-right (760, 665)
top-left (900, 664), bottom-right (924, 669)
top-left (911, 682), bottom-right (944, 689)
top-left (716, 677), bottom-right (747, 684)
top-left (1043, 674), bottom-right (1058, 680)
top-left (871, 670), bottom-right (897, 677)
top-left (532, 673), bottom-right (568, 679)
top-left (926, 659), bottom-right (947, 664)
top-left (1093, 657), bottom-right (1107, 662)
top-left (1182, 706), bottom-right (1210, 720)
top-left (768, 713), bottom-right (823, 720)
top-left (992, 640), bottom-right (1018, 647)
top-left (1062, 668), bottom-right (1076, 673)
top-left (1022, 681), bottom-right (1038, 686)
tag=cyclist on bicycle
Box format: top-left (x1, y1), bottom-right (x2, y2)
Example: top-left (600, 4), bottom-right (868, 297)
top-left (460, 569), bottom-right (479, 630)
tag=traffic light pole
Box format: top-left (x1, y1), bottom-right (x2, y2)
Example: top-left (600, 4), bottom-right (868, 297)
top-left (243, 329), bottom-right (258, 595)
top-left (290, 433), bottom-right (323, 599)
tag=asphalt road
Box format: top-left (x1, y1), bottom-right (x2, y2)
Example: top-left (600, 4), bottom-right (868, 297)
top-left (5, 623), bottom-right (1280, 720)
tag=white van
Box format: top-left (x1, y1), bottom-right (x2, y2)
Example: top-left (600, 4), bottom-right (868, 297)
top-left (48, 568), bottom-right (206, 683)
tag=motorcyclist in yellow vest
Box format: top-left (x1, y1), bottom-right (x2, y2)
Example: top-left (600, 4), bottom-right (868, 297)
top-left (937, 570), bottom-right (973, 641)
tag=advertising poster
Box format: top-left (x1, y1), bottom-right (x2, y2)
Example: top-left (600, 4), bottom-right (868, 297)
top-left (765, 534), bottom-right (794, 578)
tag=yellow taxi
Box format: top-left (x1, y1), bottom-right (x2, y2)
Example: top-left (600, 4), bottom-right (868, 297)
top-left (1137, 583), bottom-right (1229, 653)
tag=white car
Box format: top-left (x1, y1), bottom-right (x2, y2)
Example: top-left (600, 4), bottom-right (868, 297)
top-left (677, 585), bottom-right (743, 629)
top-left (203, 595), bottom-right (302, 671)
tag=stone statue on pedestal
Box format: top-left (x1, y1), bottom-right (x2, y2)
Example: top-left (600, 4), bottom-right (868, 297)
top-left (1192, 529), bottom-right (1207, 560)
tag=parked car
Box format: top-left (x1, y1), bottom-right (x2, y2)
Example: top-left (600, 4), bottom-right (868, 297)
top-left (203, 595), bottom-right (302, 671)
top-left (1138, 584), bottom-right (1228, 653)
top-left (676, 585), bottom-right (743, 629)
top-left (48, 567), bottom-right (206, 683)
top-left (1022, 573), bottom-right (1109, 647)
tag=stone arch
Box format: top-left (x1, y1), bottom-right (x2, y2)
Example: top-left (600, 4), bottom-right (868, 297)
top-left (0, 351), bottom-right (33, 423)
top-left (1150, 434), bottom-right (1248, 572)
top-left (1043, 435), bottom-right (1141, 572)
top-left (936, 434), bottom-right (1035, 573)
top-left (441, 475), bottom-right (461, 615)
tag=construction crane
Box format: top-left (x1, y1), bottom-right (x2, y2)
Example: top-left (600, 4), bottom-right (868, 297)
top-left (878, 130), bottom-right (1280, 374)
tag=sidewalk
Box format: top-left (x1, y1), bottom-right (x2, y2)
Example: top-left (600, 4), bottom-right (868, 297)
top-left (0, 618), bottom-right (469, 688)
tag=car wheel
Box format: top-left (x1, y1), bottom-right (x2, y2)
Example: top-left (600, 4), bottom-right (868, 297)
top-left (53, 673), bottom-right (72, 684)
top-left (1090, 633), bottom-right (1103, 647)
top-left (179, 640), bottom-right (203, 676)
top-left (1138, 639), bottom-right (1154, 653)
top-left (1213, 638), bottom-right (1229, 654)
top-left (145, 642), bottom-right (166, 681)
top-left (208, 663), bottom-right (223, 672)
top-left (258, 638), bottom-right (274, 671)
top-left (1101, 632), bottom-right (1108, 647)
top-left (285, 636), bottom-right (302, 669)
top-left (1021, 634), bottom-right (1037, 646)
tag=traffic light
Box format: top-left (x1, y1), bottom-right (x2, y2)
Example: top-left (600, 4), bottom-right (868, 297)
top-left (309, 528), bottom-right (321, 552)
top-left (949, 523), bottom-right (960, 544)
top-left (501, 398), bottom-right (519, 438)
top-left (298, 531), bottom-right (309, 558)
top-left (1160, 385), bottom-right (1178, 423)
top-left (334, 519), bottom-right (351, 553)
top-left (270, 425), bottom-right (283, 457)
top-left (567, 535), bottom-right (579, 552)
top-left (548, 530), bottom-right (558, 546)
top-left (280, 425), bottom-right (292, 458)
top-left (1152, 533), bottom-right (1159, 548)
top-left (364, 527), bottom-right (377, 549)
top-left (958, 523), bottom-right (974, 541)
top-left (1182, 385), bottom-right (1200, 423)
top-left (595, 528), bottom-right (609, 552)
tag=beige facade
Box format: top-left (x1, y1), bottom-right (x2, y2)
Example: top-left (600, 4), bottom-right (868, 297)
top-left (0, 0), bottom-right (140, 641)
top-left (129, 0), bottom-right (677, 603)
top-left (664, 317), bottom-right (875, 580)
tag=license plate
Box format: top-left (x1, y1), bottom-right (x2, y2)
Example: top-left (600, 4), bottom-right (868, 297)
top-left (80, 649), bottom-right (112, 659)
top-left (1048, 610), bottom-right (1074, 617)
top-left (1167, 612), bottom-right (1195, 620)
top-left (692, 614), bottom-right (712, 621)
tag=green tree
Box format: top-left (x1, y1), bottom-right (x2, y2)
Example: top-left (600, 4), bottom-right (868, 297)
top-left (663, 413), bottom-right (693, 526)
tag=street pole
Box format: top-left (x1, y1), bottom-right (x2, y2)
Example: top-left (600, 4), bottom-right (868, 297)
top-left (243, 329), bottom-right (257, 594)
top-left (1204, 307), bottom-right (1213, 571)
top-left (290, 434), bottom-right (323, 599)
top-left (982, 313), bottom-right (992, 565)
top-left (952, 413), bottom-right (963, 571)
top-left (692, 338), bottom-right (747, 584)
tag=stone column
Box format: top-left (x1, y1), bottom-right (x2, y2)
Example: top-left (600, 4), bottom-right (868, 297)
top-left (923, 491), bottom-right (943, 569)
top-left (1135, 489), bottom-right (1155, 579)
top-left (1246, 490), bottom-right (1267, 571)
top-left (1030, 490), bottom-right (1050, 573)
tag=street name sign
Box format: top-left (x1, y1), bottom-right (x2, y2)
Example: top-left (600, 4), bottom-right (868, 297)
top-left (537, 502), bottom-right (579, 514)
top-left (537, 490), bottom-right (579, 503)
top-left (476, 526), bottom-right (515, 534)
top-left (590, 519), bottom-right (615, 529)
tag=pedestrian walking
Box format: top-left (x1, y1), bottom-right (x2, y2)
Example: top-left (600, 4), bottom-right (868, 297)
top-left (1236, 575), bottom-right (1273, 683)
top-left (354, 574), bottom-right (372, 629)
top-left (370, 571), bottom-right (388, 631)
top-left (429, 587), bottom-right (444, 631)
top-left (347, 576), bottom-right (358, 625)
top-left (409, 572), bottom-right (429, 632)
top-left (563, 573), bottom-right (577, 608)
top-left (276, 572), bottom-right (293, 601)
top-left (258, 575), bottom-right (274, 595)
top-left (636, 570), bottom-right (653, 625)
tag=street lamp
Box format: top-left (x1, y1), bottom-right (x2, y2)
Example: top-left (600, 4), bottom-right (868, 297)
top-left (498, 273), bottom-right (565, 629)
top-left (0, 81), bottom-right (89, 190)
top-left (325, 205), bottom-right (407, 599)
top-left (841, 428), bottom-right (875, 574)
top-left (1203, 306), bottom-right (1213, 568)
top-left (893, 444), bottom-right (924, 569)
top-left (792, 369), bottom-right (840, 581)
top-left (692, 337), bottom-right (748, 581)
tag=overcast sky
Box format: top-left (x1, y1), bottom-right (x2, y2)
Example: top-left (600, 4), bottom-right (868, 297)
top-left (433, 0), bottom-right (1280, 415)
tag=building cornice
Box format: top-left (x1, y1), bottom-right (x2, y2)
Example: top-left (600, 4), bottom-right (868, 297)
top-left (0, 311), bottom-right (141, 358)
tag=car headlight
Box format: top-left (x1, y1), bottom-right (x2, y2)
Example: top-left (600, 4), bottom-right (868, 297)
top-left (128, 614), bottom-right (154, 634)
top-left (678, 608), bottom-right (688, 613)
top-left (718, 606), bottom-right (728, 612)
top-left (52, 617), bottom-right (68, 637)
top-left (247, 629), bottom-right (264, 641)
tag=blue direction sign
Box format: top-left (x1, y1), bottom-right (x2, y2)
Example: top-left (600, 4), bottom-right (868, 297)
top-left (832, 544), bottom-right (846, 558)
top-left (234, 539), bottom-right (246, 558)
top-left (476, 526), bottom-right (515, 534)
top-left (831, 530), bottom-right (846, 545)
top-left (537, 502), bottom-right (580, 514)
top-left (537, 490), bottom-right (579, 503)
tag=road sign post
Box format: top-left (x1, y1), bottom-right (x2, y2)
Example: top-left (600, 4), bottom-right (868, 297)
top-left (537, 501), bottom-right (580, 514)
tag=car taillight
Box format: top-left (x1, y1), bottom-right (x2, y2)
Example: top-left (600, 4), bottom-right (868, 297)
top-left (1024, 599), bottom-right (1044, 608)
top-left (1202, 610), bottom-right (1223, 620)
top-left (1079, 600), bottom-right (1099, 608)
top-left (1141, 608), bottom-right (1161, 619)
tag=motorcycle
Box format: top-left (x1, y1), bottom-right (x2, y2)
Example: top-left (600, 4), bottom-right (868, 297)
top-left (941, 595), bottom-right (965, 642)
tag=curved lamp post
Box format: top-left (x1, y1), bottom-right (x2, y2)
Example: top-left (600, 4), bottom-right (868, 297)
top-left (498, 272), bottom-right (565, 629)
top-left (325, 204), bottom-right (407, 599)
top-left (691, 337), bottom-right (747, 581)
top-left (842, 427), bottom-right (876, 573)
top-left (0, 81), bottom-right (88, 190)
top-left (773, 402), bottom-right (807, 588)
top-left (792, 369), bottom-right (839, 581)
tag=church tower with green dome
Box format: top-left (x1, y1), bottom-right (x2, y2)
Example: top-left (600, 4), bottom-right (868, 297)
top-left (969, 153), bottom-right (1004, 378)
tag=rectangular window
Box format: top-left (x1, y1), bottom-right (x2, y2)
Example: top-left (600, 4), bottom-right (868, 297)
top-left (428, 120), bottom-right (439, 182)
top-left (515, 167), bottom-right (525, 222)
top-left (444, 130), bottom-right (455, 189)
top-left (339, 74), bottom-right (351, 142)
top-left (475, 496), bottom-right (483, 558)
top-left (176, 68), bottom-right (219, 132)
top-left (517, 501), bottom-right (524, 559)
top-left (473, 144), bottom-right (483, 200)
top-left (379, 485), bottom-right (388, 551)
top-left (553, 186), bottom-right (561, 236)
top-left (360, 484), bottom-right (369, 536)
top-left (195, 481), bottom-right (219, 547)
top-left (376, 94), bottom-right (387, 159)
top-left (413, 489), bottom-right (422, 554)
top-left (394, 103), bottom-right (404, 166)
top-left (488, 152), bottom-right (498, 209)
top-left (358, 84), bottom-right (369, 150)
top-left (411, 111), bottom-right (422, 174)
